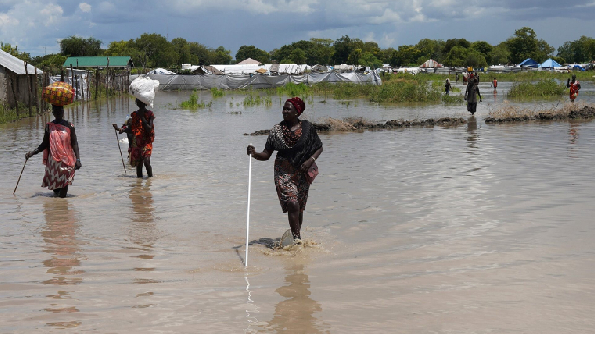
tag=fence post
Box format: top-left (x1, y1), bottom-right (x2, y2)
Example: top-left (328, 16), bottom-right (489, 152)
top-left (25, 61), bottom-right (32, 117)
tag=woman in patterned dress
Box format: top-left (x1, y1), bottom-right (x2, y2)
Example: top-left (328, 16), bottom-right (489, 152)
top-left (114, 98), bottom-right (154, 177)
top-left (247, 97), bottom-right (323, 242)
top-left (25, 105), bottom-right (81, 198)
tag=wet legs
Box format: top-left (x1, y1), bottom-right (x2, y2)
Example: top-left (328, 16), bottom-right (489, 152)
top-left (287, 201), bottom-right (303, 240)
top-left (53, 186), bottom-right (68, 198)
top-left (136, 157), bottom-right (153, 178)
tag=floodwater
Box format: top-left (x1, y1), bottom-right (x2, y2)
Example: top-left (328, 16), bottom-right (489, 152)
top-left (0, 82), bottom-right (594, 333)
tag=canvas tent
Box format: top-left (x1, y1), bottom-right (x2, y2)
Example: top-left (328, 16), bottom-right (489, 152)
top-left (519, 58), bottom-right (538, 67)
top-left (238, 58), bottom-right (261, 65)
top-left (539, 59), bottom-right (562, 68)
top-left (420, 59), bottom-right (442, 68)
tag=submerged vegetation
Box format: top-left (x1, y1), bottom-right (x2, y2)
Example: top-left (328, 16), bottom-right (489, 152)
top-left (180, 90), bottom-right (212, 109)
top-left (506, 79), bottom-right (567, 98)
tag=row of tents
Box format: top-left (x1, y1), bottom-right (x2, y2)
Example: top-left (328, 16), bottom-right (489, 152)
top-left (518, 58), bottom-right (591, 70)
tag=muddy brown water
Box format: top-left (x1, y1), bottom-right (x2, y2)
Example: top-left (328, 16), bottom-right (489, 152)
top-left (0, 85), bottom-right (594, 333)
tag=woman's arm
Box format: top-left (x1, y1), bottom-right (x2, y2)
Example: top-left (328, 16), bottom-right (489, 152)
top-left (247, 145), bottom-right (273, 161)
top-left (140, 114), bottom-right (153, 134)
top-left (26, 124), bottom-right (49, 160)
top-left (301, 146), bottom-right (323, 171)
top-left (70, 125), bottom-right (82, 169)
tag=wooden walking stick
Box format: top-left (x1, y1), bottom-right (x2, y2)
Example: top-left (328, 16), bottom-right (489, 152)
top-left (14, 158), bottom-right (28, 194)
top-left (113, 127), bottom-right (127, 174)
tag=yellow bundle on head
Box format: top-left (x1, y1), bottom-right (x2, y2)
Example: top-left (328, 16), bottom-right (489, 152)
top-left (43, 81), bottom-right (75, 106)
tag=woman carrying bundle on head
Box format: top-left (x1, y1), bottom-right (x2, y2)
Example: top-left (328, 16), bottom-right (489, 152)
top-left (247, 97), bottom-right (323, 244)
top-left (25, 82), bottom-right (81, 198)
top-left (113, 77), bottom-right (158, 178)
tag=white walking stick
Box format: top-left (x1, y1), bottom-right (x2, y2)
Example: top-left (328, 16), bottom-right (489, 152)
top-left (245, 148), bottom-right (252, 267)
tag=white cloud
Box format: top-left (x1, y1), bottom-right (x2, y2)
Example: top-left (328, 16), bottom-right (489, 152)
top-left (79, 3), bottom-right (92, 12)
top-left (40, 3), bottom-right (64, 26)
top-left (168, 0), bottom-right (317, 15)
top-left (368, 8), bottom-right (401, 24)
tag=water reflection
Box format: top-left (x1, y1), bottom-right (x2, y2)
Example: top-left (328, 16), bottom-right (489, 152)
top-left (259, 264), bottom-right (328, 334)
top-left (42, 199), bottom-right (84, 286)
top-left (127, 179), bottom-right (159, 286)
top-left (569, 121), bottom-right (580, 145)
top-left (41, 198), bottom-right (84, 328)
top-left (466, 116), bottom-right (478, 148)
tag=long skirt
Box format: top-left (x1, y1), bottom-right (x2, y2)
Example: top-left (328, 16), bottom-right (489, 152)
top-left (42, 155), bottom-right (75, 190)
top-left (274, 158), bottom-right (310, 213)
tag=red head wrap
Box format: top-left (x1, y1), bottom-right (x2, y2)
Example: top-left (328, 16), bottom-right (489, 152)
top-left (286, 97), bottom-right (305, 115)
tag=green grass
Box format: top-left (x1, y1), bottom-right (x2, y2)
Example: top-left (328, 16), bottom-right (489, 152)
top-left (506, 79), bottom-right (567, 98)
top-left (243, 93), bottom-right (273, 106)
top-left (210, 87), bottom-right (224, 98)
top-left (0, 102), bottom-right (24, 124)
top-left (180, 90), bottom-right (212, 109)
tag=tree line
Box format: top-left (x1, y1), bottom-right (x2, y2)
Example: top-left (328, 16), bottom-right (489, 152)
top-left (1, 27), bottom-right (594, 73)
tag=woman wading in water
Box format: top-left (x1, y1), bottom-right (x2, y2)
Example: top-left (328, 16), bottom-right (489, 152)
top-left (247, 97), bottom-right (323, 243)
top-left (114, 98), bottom-right (154, 177)
top-left (25, 104), bottom-right (82, 197)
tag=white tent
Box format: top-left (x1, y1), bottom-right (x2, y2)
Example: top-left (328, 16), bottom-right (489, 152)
top-left (238, 58), bottom-right (261, 65)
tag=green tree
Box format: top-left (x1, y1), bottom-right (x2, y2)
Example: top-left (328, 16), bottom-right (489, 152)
top-left (557, 36), bottom-right (595, 63)
top-left (443, 38), bottom-right (470, 56)
top-left (60, 36), bottom-right (102, 56)
top-left (358, 52), bottom-right (383, 69)
top-left (504, 27), bottom-right (554, 64)
top-left (394, 45), bottom-right (421, 66)
top-left (348, 48), bottom-right (362, 66)
top-left (416, 38), bottom-right (444, 61)
top-left (0, 42), bottom-right (31, 62)
top-left (332, 35), bottom-right (364, 64)
top-left (235, 45), bottom-right (270, 64)
top-left (465, 48), bottom-right (487, 67)
top-left (471, 41), bottom-right (493, 65)
top-left (289, 48), bottom-right (307, 64)
top-left (134, 33), bottom-right (177, 68)
top-left (188, 42), bottom-right (211, 65)
top-left (171, 38), bottom-right (199, 66)
top-left (378, 48), bottom-right (396, 64)
top-left (490, 44), bottom-right (510, 65)
top-left (444, 46), bottom-right (468, 67)
top-left (210, 46), bottom-right (233, 64)
top-left (30, 53), bottom-right (66, 71)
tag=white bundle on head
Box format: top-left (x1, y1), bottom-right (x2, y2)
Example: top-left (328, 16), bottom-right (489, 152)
top-left (129, 77), bottom-right (160, 108)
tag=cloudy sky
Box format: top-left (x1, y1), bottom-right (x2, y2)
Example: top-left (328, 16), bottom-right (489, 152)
top-left (0, 0), bottom-right (595, 57)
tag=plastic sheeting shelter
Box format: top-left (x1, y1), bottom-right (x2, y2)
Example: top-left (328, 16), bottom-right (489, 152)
top-left (519, 58), bottom-right (538, 67)
top-left (539, 59), bottom-right (562, 68)
top-left (420, 59), bottom-right (442, 68)
top-left (130, 71), bottom-right (382, 91)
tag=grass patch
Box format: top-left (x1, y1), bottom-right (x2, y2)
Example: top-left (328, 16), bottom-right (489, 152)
top-left (0, 102), bottom-right (25, 124)
top-left (210, 87), bottom-right (225, 98)
top-left (243, 93), bottom-right (273, 106)
top-left (276, 82), bottom-right (312, 97)
top-left (180, 90), bottom-right (212, 109)
top-left (506, 79), bottom-right (567, 98)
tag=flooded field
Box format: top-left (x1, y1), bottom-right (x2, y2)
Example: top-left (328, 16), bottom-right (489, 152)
top-left (0, 83), bottom-right (594, 333)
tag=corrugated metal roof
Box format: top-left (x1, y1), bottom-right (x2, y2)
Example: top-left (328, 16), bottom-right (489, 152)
top-left (63, 56), bottom-right (131, 68)
top-left (0, 48), bottom-right (41, 75)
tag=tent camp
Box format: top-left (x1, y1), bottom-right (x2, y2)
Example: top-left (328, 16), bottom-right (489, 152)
top-left (238, 58), bottom-right (262, 65)
top-left (420, 59), bottom-right (442, 68)
top-left (519, 58), bottom-right (538, 68)
top-left (540, 59), bottom-right (562, 69)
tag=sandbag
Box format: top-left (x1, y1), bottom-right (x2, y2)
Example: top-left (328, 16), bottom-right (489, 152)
top-left (42, 81), bottom-right (75, 106)
top-left (129, 77), bottom-right (159, 108)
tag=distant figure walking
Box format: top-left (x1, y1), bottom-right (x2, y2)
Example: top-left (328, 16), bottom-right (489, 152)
top-left (455, 73), bottom-right (459, 84)
top-left (247, 97), bottom-right (323, 243)
top-left (445, 78), bottom-right (452, 95)
top-left (114, 99), bottom-right (154, 177)
top-left (464, 78), bottom-right (482, 115)
top-left (568, 74), bottom-right (581, 103)
top-left (492, 77), bottom-right (498, 89)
